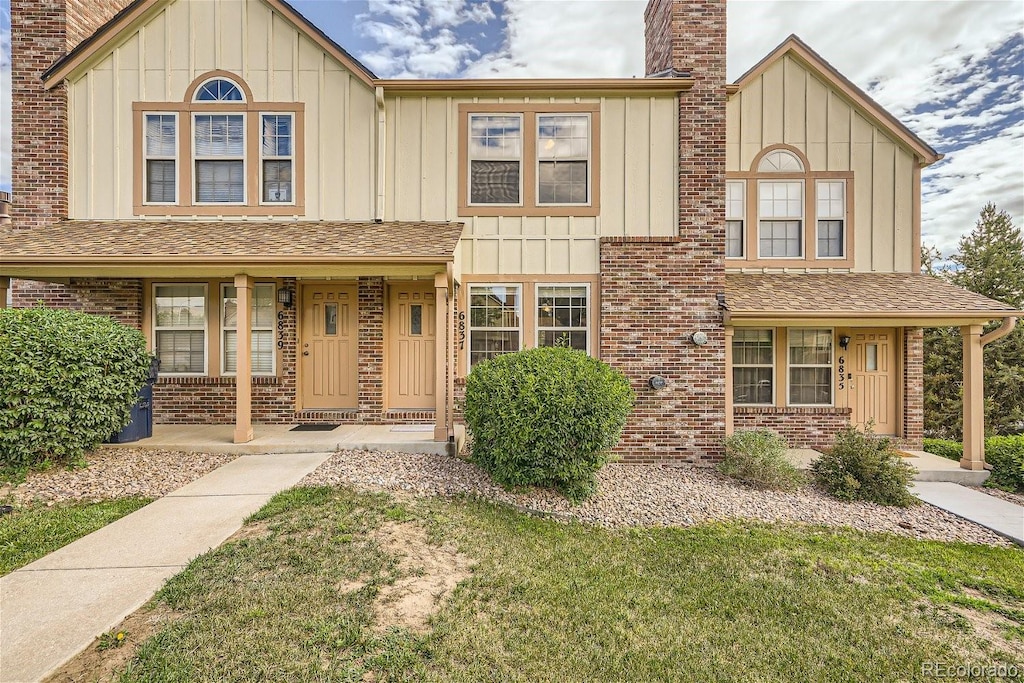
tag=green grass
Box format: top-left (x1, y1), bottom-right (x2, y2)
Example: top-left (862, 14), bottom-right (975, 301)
top-left (0, 497), bottom-right (152, 575)
top-left (116, 488), bottom-right (1024, 682)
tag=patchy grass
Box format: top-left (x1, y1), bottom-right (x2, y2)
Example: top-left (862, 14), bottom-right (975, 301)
top-left (0, 497), bottom-right (151, 576)
top-left (109, 488), bottom-right (1024, 683)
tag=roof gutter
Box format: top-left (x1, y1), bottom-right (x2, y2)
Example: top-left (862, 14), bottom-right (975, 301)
top-left (375, 86), bottom-right (386, 223)
top-left (981, 316), bottom-right (1018, 346)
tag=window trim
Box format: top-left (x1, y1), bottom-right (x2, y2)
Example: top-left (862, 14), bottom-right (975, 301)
top-left (725, 144), bottom-right (854, 268)
top-left (535, 282), bottom-right (591, 354)
top-left (142, 112), bottom-right (179, 206)
top-left (466, 283), bottom-right (524, 373)
top-left (133, 71), bottom-right (304, 216)
top-left (192, 112), bottom-right (247, 206)
top-left (153, 282), bottom-right (209, 377)
top-left (457, 103), bottom-right (601, 218)
top-left (259, 112), bottom-right (296, 206)
top-left (732, 328), bottom-right (774, 406)
top-left (220, 282), bottom-right (277, 377)
top-left (535, 113), bottom-right (593, 208)
top-left (786, 327), bottom-right (835, 408)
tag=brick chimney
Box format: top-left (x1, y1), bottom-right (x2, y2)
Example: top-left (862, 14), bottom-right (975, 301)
top-left (10, 0), bottom-right (133, 230)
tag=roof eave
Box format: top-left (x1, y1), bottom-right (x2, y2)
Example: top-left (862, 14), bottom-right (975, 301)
top-left (380, 78), bottom-right (695, 94)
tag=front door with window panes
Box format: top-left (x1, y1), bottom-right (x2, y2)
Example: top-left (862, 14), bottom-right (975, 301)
top-left (300, 285), bottom-right (358, 409)
top-left (387, 283), bottom-right (436, 409)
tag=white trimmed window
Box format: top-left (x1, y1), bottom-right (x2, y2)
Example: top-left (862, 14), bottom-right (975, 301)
top-left (758, 181), bottom-right (803, 258)
top-left (726, 180), bottom-right (745, 258)
top-left (537, 284), bottom-right (589, 352)
top-left (194, 114), bottom-right (245, 204)
top-left (758, 149), bottom-right (804, 172)
top-left (468, 114), bottom-right (523, 205)
top-left (221, 283), bottom-right (276, 375)
top-left (788, 328), bottom-right (833, 405)
top-left (468, 285), bottom-right (521, 368)
top-left (816, 180), bottom-right (846, 258)
top-left (261, 114), bottom-right (293, 204)
top-left (733, 329), bottom-right (773, 405)
top-left (144, 113), bottom-right (177, 204)
top-left (154, 284), bottom-right (207, 375)
top-left (537, 114), bottom-right (590, 205)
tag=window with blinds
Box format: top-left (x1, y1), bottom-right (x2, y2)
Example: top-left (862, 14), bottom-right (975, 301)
top-left (221, 283), bottom-right (276, 375)
top-left (154, 284), bottom-right (207, 374)
top-left (194, 114), bottom-right (245, 203)
top-left (144, 114), bottom-right (177, 203)
top-left (261, 114), bottom-right (293, 204)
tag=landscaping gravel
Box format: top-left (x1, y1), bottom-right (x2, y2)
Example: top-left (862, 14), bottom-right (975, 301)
top-left (301, 449), bottom-right (1015, 547)
top-left (1, 449), bottom-right (238, 504)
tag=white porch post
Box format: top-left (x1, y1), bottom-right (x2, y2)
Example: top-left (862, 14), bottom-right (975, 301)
top-left (960, 324), bottom-right (984, 470)
top-left (0, 276), bottom-right (9, 309)
top-left (234, 274), bottom-right (254, 444)
top-left (434, 272), bottom-right (449, 442)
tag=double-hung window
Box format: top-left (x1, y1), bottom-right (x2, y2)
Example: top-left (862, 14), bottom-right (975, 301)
top-left (261, 114), bottom-right (293, 203)
top-left (536, 284), bottom-right (588, 352)
top-left (537, 115), bottom-right (590, 205)
top-left (758, 180), bottom-right (803, 257)
top-left (144, 114), bottom-right (177, 204)
top-left (154, 284), bottom-right (207, 375)
top-left (468, 285), bottom-right (521, 368)
top-left (816, 180), bottom-right (846, 258)
top-left (732, 329), bottom-right (773, 405)
top-left (468, 115), bottom-right (522, 205)
top-left (788, 329), bottom-right (833, 405)
top-left (221, 283), bottom-right (276, 375)
top-left (194, 114), bottom-right (245, 204)
top-left (726, 180), bottom-right (745, 258)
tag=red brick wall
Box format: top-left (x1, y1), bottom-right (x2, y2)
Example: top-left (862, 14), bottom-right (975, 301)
top-left (11, 277), bottom-right (142, 328)
top-left (902, 327), bottom-right (924, 448)
top-left (733, 407), bottom-right (852, 451)
top-left (357, 277), bottom-right (386, 422)
top-left (598, 0), bottom-right (727, 465)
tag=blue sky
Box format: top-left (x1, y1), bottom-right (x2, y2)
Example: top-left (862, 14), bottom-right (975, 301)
top-left (1, 0), bottom-right (1022, 256)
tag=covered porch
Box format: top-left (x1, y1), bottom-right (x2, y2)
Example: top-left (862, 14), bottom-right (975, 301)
top-left (724, 272), bottom-right (1021, 472)
top-left (0, 220), bottom-right (465, 446)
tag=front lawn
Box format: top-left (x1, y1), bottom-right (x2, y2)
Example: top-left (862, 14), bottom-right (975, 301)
top-left (109, 488), bottom-right (1023, 682)
top-left (0, 497), bottom-right (151, 576)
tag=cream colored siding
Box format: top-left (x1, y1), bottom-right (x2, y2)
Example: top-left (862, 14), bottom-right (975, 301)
top-left (67, 0), bottom-right (377, 221)
top-left (384, 94), bottom-right (679, 275)
top-left (727, 55), bottom-right (917, 273)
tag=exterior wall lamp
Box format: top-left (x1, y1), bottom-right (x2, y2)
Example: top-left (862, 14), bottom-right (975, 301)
top-left (691, 331), bottom-right (709, 346)
top-left (648, 376), bottom-right (667, 390)
top-left (839, 335), bottom-right (851, 350)
top-left (277, 287), bottom-right (295, 308)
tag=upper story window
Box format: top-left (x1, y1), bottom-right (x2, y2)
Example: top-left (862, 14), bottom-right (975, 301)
top-left (725, 145), bottom-right (853, 267)
top-left (134, 71), bottom-right (304, 216)
top-left (459, 104), bottom-right (600, 217)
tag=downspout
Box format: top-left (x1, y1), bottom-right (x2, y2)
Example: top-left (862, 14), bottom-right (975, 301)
top-left (980, 316), bottom-right (1017, 347)
top-left (375, 86), bottom-right (386, 223)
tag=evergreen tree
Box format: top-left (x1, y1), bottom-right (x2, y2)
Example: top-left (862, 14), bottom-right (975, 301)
top-left (922, 203), bottom-right (1024, 438)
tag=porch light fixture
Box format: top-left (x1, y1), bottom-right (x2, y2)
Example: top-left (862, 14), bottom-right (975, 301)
top-left (839, 335), bottom-right (851, 350)
top-left (277, 288), bottom-right (294, 308)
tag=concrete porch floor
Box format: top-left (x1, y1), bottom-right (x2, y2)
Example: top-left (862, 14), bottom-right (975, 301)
top-left (786, 448), bottom-right (990, 486)
top-left (103, 423), bottom-right (466, 456)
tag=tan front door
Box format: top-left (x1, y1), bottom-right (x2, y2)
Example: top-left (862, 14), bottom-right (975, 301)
top-left (300, 284), bottom-right (358, 409)
top-left (387, 282), bottom-right (436, 409)
top-left (847, 329), bottom-right (897, 434)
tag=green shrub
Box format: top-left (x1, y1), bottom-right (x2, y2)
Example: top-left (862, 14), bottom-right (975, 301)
top-left (718, 429), bottom-right (805, 491)
top-left (464, 346), bottom-right (634, 502)
top-left (985, 435), bottom-right (1024, 492)
top-left (0, 307), bottom-right (151, 471)
top-left (923, 438), bottom-right (963, 461)
top-left (811, 425), bottom-right (919, 507)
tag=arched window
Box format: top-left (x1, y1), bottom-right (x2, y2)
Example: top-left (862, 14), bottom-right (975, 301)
top-left (757, 149), bottom-right (803, 173)
top-left (192, 78), bottom-right (245, 102)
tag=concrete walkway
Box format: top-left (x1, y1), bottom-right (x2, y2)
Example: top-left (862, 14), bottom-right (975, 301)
top-left (912, 482), bottom-right (1024, 546)
top-left (0, 452), bottom-right (332, 683)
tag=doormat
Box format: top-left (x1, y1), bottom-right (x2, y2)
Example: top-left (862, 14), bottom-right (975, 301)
top-left (290, 424), bottom-right (341, 432)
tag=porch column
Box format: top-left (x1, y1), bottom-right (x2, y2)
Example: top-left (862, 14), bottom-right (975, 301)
top-left (234, 274), bottom-right (254, 444)
top-left (434, 272), bottom-right (449, 442)
top-left (724, 326), bottom-right (734, 437)
top-left (0, 276), bottom-right (9, 308)
top-left (960, 324), bottom-right (984, 470)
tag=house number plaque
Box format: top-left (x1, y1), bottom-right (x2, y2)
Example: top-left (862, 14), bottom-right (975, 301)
top-left (837, 356), bottom-right (846, 390)
top-left (277, 311), bottom-right (286, 349)
top-left (457, 311), bottom-right (466, 350)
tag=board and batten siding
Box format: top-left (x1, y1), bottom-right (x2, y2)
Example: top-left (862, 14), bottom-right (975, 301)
top-left (384, 95), bottom-right (679, 275)
top-left (726, 54), bottom-right (916, 273)
top-left (67, 0), bottom-right (377, 221)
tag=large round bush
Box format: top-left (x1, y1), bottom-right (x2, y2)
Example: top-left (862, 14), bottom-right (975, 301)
top-left (464, 346), bottom-right (634, 502)
top-left (0, 307), bottom-right (151, 469)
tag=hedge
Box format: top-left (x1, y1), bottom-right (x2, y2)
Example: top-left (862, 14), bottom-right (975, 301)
top-left (0, 307), bottom-right (152, 470)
